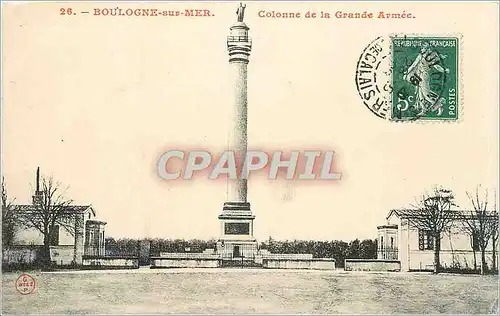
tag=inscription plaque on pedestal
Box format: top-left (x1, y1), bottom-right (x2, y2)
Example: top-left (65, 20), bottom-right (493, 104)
top-left (225, 223), bottom-right (250, 235)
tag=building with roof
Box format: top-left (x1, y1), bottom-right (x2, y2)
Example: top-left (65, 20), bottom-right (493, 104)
top-left (3, 168), bottom-right (106, 266)
top-left (377, 209), bottom-right (497, 272)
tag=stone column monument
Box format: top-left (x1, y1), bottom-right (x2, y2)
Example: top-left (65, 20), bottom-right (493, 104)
top-left (217, 3), bottom-right (258, 263)
top-left (227, 2), bottom-right (250, 204)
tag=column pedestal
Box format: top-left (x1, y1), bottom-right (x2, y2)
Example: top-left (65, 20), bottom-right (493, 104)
top-left (217, 202), bottom-right (258, 259)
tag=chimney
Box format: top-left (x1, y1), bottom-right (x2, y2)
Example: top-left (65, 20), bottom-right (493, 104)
top-left (36, 166), bottom-right (40, 192)
top-left (32, 166), bottom-right (43, 206)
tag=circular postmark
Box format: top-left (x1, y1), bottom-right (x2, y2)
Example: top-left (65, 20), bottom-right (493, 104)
top-left (355, 36), bottom-right (392, 119)
top-left (356, 36), bottom-right (449, 121)
top-left (15, 273), bottom-right (36, 295)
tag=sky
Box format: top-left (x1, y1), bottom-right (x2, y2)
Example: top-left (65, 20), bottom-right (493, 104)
top-left (2, 1), bottom-right (498, 242)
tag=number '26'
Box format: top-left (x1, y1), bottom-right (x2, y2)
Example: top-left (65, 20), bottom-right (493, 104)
top-left (60, 8), bottom-right (73, 15)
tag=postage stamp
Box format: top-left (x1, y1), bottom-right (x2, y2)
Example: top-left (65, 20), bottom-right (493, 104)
top-left (15, 273), bottom-right (36, 295)
top-left (355, 35), bottom-right (460, 122)
top-left (391, 37), bottom-right (459, 121)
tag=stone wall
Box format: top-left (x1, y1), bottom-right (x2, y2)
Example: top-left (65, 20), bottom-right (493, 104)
top-left (3, 246), bottom-right (77, 265)
top-left (82, 257), bottom-right (139, 269)
top-left (151, 258), bottom-right (220, 268)
top-left (159, 252), bottom-right (220, 259)
top-left (263, 258), bottom-right (335, 270)
top-left (50, 246), bottom-right (76, 265)
top-left (262, 253), bottom-right (313, 260)
top-left (344, 259), bottom-right (401, 272)
top-left (2, 247), bottom-right (41, 264)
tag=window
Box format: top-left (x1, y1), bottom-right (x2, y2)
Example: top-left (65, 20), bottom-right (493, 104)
top-left (49, 225), bottom-right (60, 246)
top-left (380, 236), bottom-right (384, 250)
top-left (390, 237), bottom-right (394, 249)
top-left (418, 229), bottom-right (434, 250)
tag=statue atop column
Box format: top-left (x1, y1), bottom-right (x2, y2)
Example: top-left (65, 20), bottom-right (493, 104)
top-left (236, 3), bottom-right (246, 22)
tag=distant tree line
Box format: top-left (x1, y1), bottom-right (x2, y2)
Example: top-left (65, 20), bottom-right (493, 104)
top-left (104, 237), bottom-right (378, 267)
top-left (262, 238), bottom-right (378, 265)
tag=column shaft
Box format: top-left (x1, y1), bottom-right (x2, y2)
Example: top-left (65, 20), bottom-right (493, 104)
top-left (228, 61), bottom-right (248, 202)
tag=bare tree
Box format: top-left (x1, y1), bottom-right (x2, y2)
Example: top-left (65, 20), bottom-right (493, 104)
top-left (16, 174), bottom-right (80, 267)
top-left (406, 187), bottom-right (458, 274)
top-left (491, 215), bottom-right (498, 272)
top-left (2, 177), bottom-right (17, 252)
top-left (490, 190), bottom-right (498, 272)
top-left (462, 185), bottom-right (497, 274)
top-left (459, 201), bottom-right (480, 272)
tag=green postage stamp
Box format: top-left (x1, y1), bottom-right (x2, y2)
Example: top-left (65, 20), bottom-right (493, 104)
top-left (391, 37), bottom-right (459, 121)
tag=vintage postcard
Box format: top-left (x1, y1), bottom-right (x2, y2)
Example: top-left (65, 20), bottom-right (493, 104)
top-left (1, 1), bottom-right (499, 314)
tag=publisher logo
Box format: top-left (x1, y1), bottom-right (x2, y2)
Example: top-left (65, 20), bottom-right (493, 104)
top-left (16, 273), bottom-right (36, 295)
